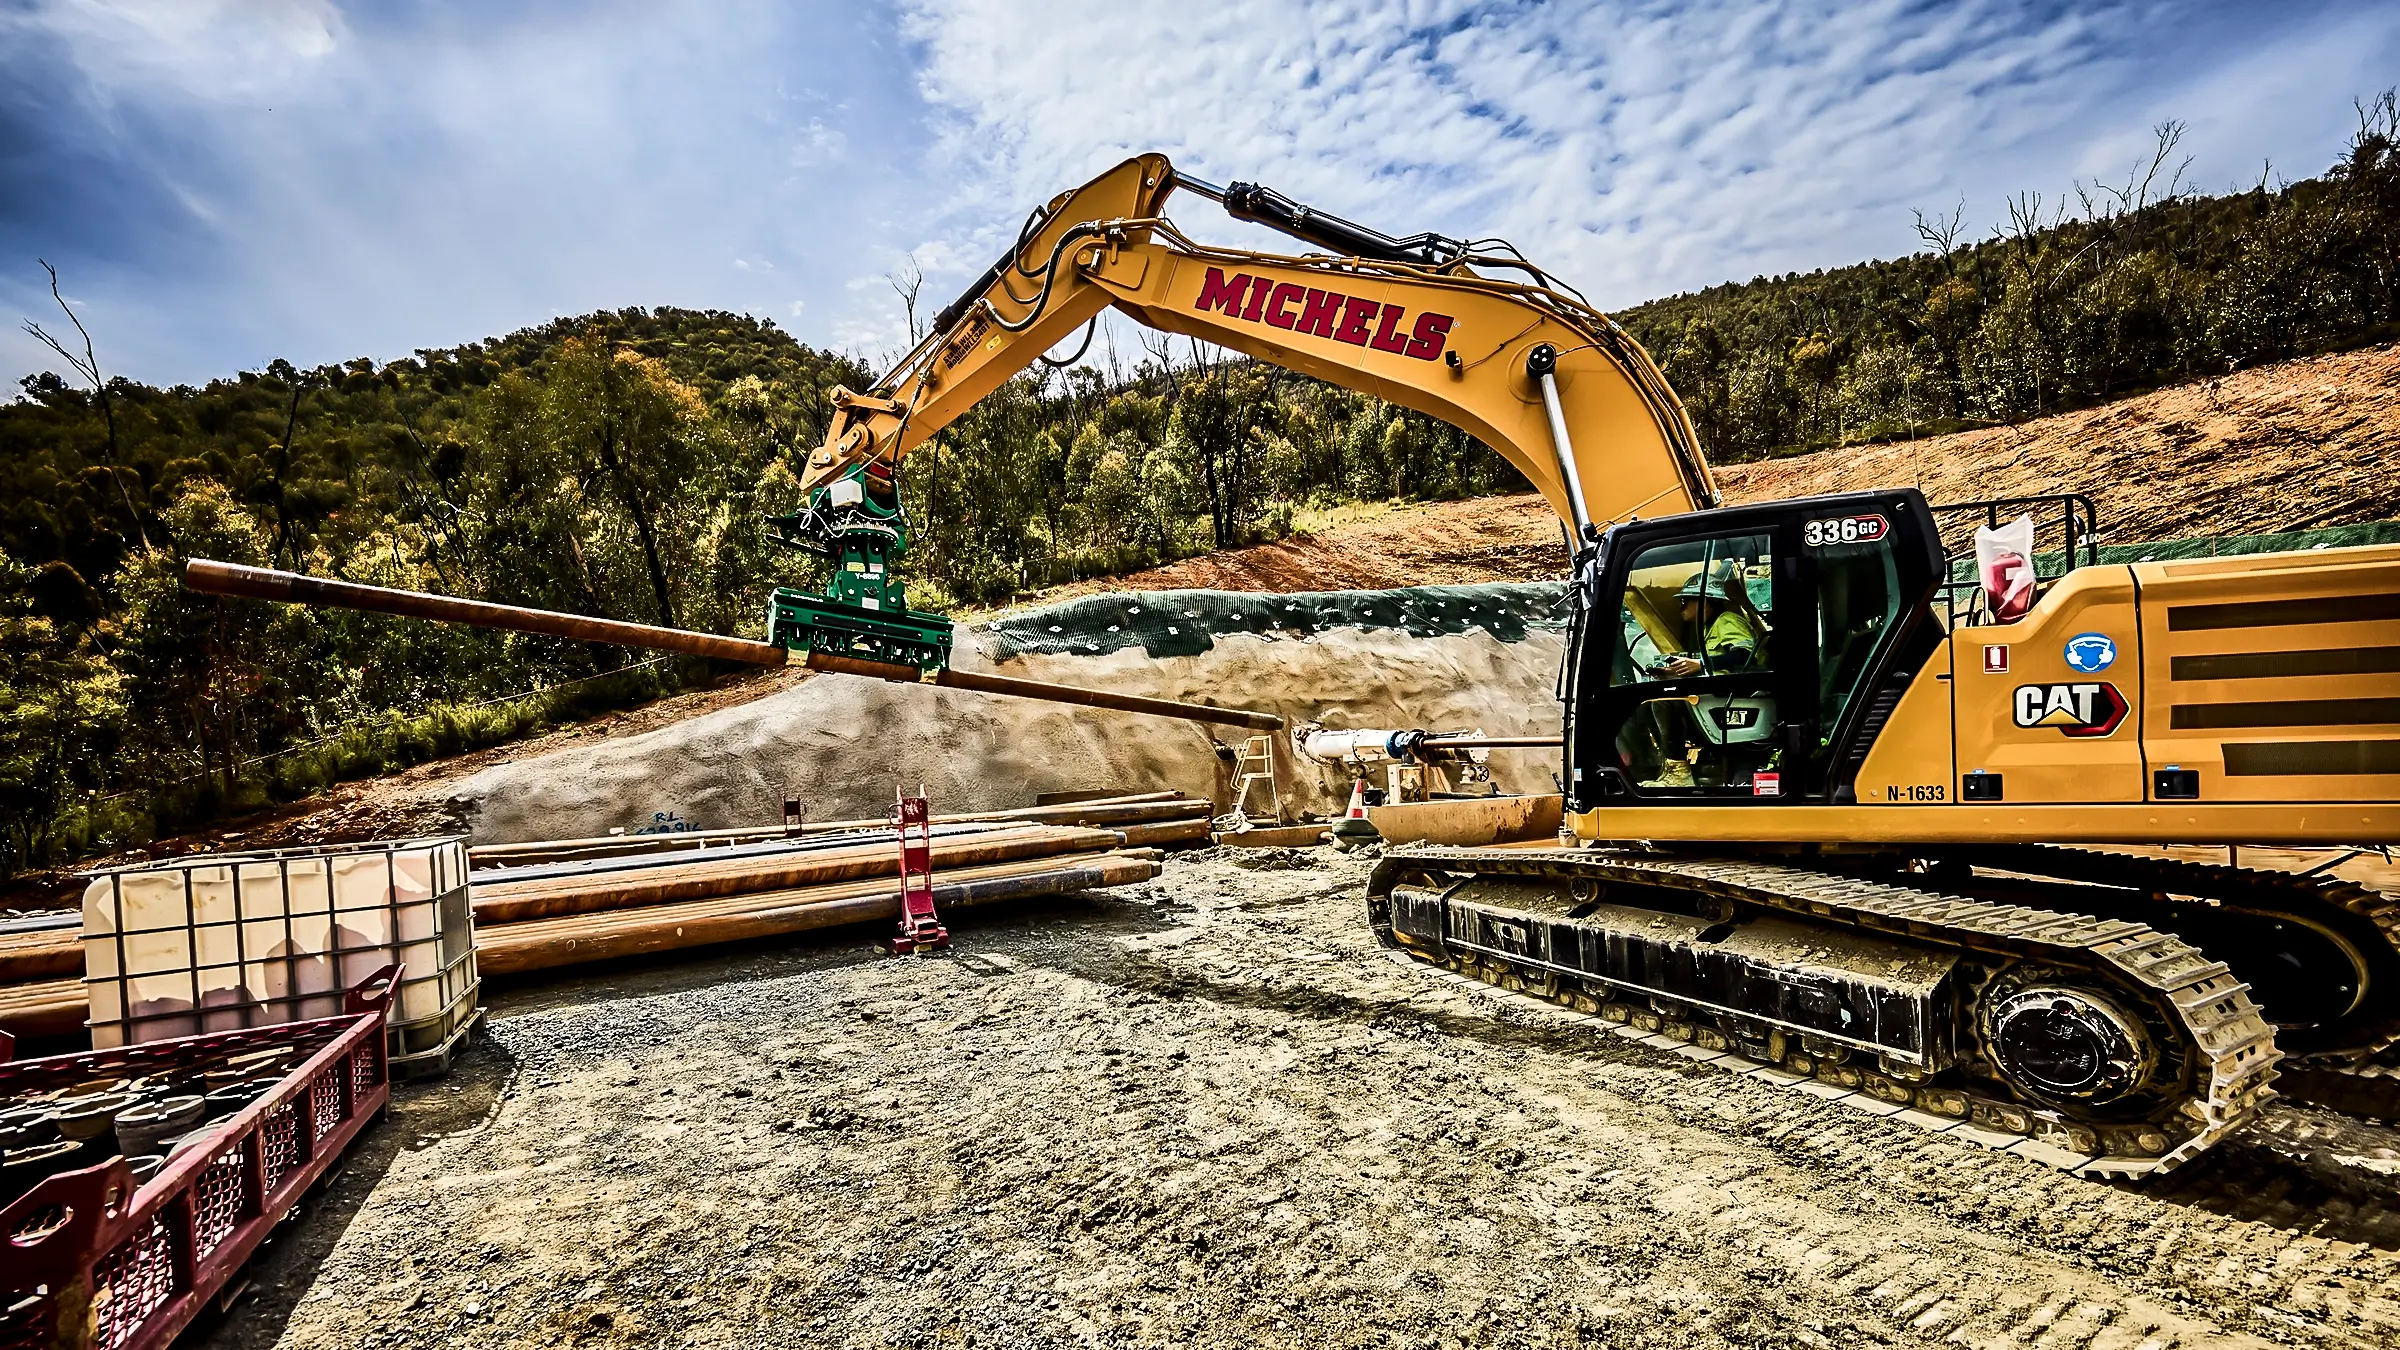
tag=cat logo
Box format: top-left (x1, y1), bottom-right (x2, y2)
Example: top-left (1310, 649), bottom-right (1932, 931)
top-left (2012, 682), bottom-right (2129, 738)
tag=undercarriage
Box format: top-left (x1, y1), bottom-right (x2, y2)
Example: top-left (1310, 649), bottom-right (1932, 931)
top-left (1367, 842), bottom-right (2400, 1176)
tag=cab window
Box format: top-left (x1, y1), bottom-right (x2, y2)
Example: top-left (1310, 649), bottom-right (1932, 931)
top-left (1811, 530), bottom-right (1902, 736)
top-left (1613, 533), bottom-right (1774, 685)
top-left (1610, 532), bottom-right (1777, 794)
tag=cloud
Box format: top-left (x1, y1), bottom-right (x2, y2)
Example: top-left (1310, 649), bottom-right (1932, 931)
top-left (2, 0), bottom-right (2393, 390)
top-left (789, 117), bottom-right (848, 168)
top-left (10, 0), bottom-right (344, 103)
top-left (1, 0), bottom-right (937, 386)
top-left (895, 0), bottom-right (2400, 310)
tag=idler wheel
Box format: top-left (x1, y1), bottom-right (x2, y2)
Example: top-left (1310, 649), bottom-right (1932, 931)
top-left (1982, 986), bottom-right (2154, 1104)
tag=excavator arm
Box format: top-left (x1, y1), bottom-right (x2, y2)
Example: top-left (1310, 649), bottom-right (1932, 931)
top-left (185, 157), bottom-right (1713, 736)
top-left (798, 153), bottom-right (1716, 549)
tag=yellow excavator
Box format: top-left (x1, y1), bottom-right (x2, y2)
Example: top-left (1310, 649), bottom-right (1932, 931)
top-left (193, 153), bottom-right (2400, 1176)
top-left (787, 154), bottom-right (2400, 1177)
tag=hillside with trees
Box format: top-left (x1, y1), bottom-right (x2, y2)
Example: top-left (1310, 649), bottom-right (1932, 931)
top-left (4, 94), bottom-right (2396, 878)
top-left (1618, 99), bottom-right (2400, 458)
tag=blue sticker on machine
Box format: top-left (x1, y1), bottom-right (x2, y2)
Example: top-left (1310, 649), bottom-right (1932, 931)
top-left (2064, 632), bottom-right (2117, 673)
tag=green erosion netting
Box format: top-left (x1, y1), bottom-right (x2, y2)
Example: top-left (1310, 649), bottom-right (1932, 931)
top-left (985, 519), bottom-right (2400, 661)
top-left (977, 582), bottom-right (1573, 660)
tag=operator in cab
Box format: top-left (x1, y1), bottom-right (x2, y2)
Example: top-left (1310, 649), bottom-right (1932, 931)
top-left (1657, 565), bottom-right (1760, 678)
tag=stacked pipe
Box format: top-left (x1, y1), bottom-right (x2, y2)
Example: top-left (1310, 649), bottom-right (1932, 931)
top-left (0, 793), bottom-right (1216, 1037)
top-left (467, 821), bottom-right (1157, 976)
top-left (468, 792), bottom-right (1215, 868)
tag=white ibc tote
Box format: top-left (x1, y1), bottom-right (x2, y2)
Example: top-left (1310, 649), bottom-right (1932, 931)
top-left (81, 837), bottom-right (480, 1074)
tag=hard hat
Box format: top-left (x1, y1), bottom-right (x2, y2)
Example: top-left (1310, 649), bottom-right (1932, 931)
top-left (1678, 564), bottom-right (1741, 601)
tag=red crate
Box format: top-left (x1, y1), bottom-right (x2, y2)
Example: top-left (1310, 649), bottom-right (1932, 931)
top-left (0, 967), bottom-right (396, 1350)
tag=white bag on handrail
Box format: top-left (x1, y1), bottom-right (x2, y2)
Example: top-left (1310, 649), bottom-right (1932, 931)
top-left (1975, 514), bottom-right (2038, 622)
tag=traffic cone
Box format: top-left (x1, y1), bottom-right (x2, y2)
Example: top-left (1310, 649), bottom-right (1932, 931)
top-left (1329, 773), bottom-right (1382, 849)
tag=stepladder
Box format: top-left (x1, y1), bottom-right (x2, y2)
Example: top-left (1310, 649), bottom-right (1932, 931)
top-left (1226, 734), bottom-right (1284, 830)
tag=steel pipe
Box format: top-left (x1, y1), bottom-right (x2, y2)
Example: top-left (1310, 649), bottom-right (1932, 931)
top-left (183, 559), bottom-right (790, 666)
top-left (1297, 727), bottom-right (1561, 765)
top-left (807, 651), bottom-right (1283, 730)
top-left (183, 559), bottom-right (1283, 731)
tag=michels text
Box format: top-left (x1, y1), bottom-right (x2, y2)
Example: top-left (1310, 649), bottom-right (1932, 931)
top-left (1192, 268), bottom-right (1454, 361)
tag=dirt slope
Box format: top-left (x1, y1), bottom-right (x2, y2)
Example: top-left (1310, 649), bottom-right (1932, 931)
top-left (1717, 343), bottom-right (2400, 540)
top-left (1033, 496), bottom-right (1572, 597)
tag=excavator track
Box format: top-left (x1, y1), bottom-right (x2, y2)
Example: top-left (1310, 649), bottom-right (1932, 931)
top-left (2275, 1056), bottom-right (2400, 1123)
top-left (1368, 847), bottom-right (2280, 1177)
top-left (1922, 845), bottom-right (2400, 1064)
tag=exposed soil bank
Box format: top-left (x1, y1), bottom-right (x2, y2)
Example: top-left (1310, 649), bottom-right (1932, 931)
top-left (1717, 343), bottom-right (2400, 541)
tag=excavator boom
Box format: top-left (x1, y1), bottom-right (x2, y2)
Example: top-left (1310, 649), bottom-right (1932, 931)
top-left (801, 154), bottom-right (1716, 545)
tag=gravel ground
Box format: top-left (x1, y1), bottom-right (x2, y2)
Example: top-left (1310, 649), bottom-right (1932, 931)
top-left (194, 850), bottom-right (2400, 1350)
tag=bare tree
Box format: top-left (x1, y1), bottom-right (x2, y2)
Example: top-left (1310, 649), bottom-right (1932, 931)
top-left (888, 252), bottom-right (927, 345)
top-left (2045, 122), bottom-right (2194, 398)
top-left (22, 260), bottom-right (149, 548)
top-left (2352, 90), bottom-right (2398, 173)
top-left (1987, 193), bottom-right (2074, 416)
top-left (1998, 190), bottom-right (2065, 245)
top-left (2080, 120), bottom-right (2192, 221)
top-left (1139, 330), bottom-right (1183, 401)
top-left (880, 253), bottom-right (939, 559)
top-left (1912, 198), bottom-right (1967, 270)
top-left (2359, 90), bottom-right (2399, 137)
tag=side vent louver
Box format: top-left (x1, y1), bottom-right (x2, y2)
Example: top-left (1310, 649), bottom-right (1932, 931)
top-left (1829, 679), bottom-right (1910, 803)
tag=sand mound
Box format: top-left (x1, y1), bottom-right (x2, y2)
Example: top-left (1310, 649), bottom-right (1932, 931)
top-left (443, 618), bottom-right (1567, 846)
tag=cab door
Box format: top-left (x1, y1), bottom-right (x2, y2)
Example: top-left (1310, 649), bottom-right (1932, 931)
top-left (1569, 490), bottom-right (1945, 810)
top-left (1593, 524), bottom-right (1794, 800)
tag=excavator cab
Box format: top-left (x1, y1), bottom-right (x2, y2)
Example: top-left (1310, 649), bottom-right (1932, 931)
top-left (1570, 487), bottom-right (1946, 808)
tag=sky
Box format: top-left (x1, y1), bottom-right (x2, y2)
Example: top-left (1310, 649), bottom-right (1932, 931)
top-left (4, 0), bottom-right (2397, 390)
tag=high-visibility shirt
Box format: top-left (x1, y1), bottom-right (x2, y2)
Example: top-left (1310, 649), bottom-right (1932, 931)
top-left (1705, 610), bottom-right (1762, 670)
